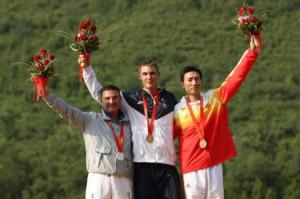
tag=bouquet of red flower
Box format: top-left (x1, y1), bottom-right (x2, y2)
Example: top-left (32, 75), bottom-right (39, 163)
top-left (29, 49), bottom-right (56, 103)
top-left (233, 3), bottom-right (263, 37)
top-left (69, 18), bottom-right (99, 82)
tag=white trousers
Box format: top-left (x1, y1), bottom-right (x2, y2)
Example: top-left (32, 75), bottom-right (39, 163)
top-left (183, 164), bottom-right (224, 199)
top-left (85, 173), bottom-right (132, 199)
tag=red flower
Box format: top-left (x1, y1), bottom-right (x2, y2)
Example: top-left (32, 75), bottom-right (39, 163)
top-left (79, 33), bottom-right (88, 40)
top-left (238, 6), bottom-right (245, 15)
top-left (49, 54), bottom-right (55, 60)
top-left (91, 35), bottom-right (98, 42)
top-left (90, 25), bottom-right (97, 32)
top-left (40, 49), bottom-right (47, 56)
top-left (251, 16), bottom-right (257, 23)
top-left (85, 19), bottom-right (91, 26)
top-left (242, 17), bottom-right (249, 24)
top-left (43, 59), bottom-right (50, 65)
top-left (247, 7), bottom-right (255, 15)
top-left (34, 55), bottom-right (41, 62)
top-left (238, 16), bottom-right (250, 25)
top-left (37, 65), bottom-right (45, 71)
top-left (80, 23), bottom-right (87, 31)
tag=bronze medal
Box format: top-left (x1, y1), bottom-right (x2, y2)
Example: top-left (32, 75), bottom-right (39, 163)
top-left (199, 139), bottom-right (207, 149)
top-left (146, 134), bottom-right (154, 143)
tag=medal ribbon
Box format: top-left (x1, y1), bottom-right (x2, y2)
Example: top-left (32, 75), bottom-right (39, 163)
top-left (186, 96), bottom-right (206, 140)
top-left (142, 93), bottom-right (160, 138)
top-left (107, 121), bottom-right (124, 153)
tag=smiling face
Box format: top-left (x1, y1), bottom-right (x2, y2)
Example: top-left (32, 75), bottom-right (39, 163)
top-left (100, 90), bottom-right (121, 117)
top-left (138, 65), bottom-right (160, 91)
top-left (181, 71), bottom-right (202, 97)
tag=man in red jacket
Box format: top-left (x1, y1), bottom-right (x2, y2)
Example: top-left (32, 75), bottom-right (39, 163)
top-left (174, 36), bottom-right (262, 199)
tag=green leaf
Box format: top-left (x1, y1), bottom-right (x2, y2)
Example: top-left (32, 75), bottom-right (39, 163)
top-left (69, 43), bottom-right (79, 52)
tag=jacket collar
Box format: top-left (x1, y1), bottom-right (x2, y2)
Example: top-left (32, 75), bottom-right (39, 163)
top-left (101, 109), bottom-right (129, 123)
top-left (179, 92), bottom-right (206, 108)
top-left (141, 87), bottom-right (165, 98)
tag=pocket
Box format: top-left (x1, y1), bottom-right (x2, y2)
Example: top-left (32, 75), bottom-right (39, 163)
top-left (95, 136), bottom-right (112, 154)
top-left (95, 144), bottom-right (111, 154)
top-left (95, 143), bottom-right (111, 167)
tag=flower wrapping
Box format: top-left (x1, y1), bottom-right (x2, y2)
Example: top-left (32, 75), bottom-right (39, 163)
top-left (33, 77), bottom-right (48, 103)
top-left (78, 52), bottom-right (90, 82)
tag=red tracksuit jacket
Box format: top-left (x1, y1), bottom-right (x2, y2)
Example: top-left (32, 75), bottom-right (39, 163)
top-left (174, 49), bottom-right (259, 174)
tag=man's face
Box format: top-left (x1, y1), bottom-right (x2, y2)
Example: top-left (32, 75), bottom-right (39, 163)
top-left (138, 65), bottom-right (159, 90)
top-left (181, 71), bottom-right (202, 96)
top-left (100, 90), bottom-right (121, 115)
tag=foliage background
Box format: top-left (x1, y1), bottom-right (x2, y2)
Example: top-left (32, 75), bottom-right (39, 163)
top-left (0, 0), bottom-right (299, 198)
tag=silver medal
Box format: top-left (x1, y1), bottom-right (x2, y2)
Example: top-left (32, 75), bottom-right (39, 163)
top-left (116, 152), bottom-right (124, 161)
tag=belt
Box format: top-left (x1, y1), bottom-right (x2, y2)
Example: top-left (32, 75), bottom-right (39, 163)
top-left (101, 173), bottom-right (129, 178)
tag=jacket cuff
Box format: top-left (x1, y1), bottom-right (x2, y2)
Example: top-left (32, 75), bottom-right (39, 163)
top-left (82, 65), bottom-right (92, 74)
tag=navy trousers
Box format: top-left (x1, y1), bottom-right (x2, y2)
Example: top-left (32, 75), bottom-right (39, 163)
top-left (134, 162), bottom-right (181, 199)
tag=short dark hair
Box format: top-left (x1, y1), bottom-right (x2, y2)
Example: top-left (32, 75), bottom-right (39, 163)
top-left (180, 66), bottom-right (203, 81)
top-left (99, 85), bottom-right (120, 99)
top-left (139, 59), bottom-right (160, 74)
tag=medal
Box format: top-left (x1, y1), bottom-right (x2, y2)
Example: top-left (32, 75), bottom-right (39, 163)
top-left (106, 121), bottom-right (125, 160)
top-left (146, 134), bottom-right (154, 143)
top-left (199, 139), bottom-right (207, 149)
top-left (142, 93), bottom-right (160, 144)
top-left (116, 152), bottom-right (125, 161)
top-left (186, 96), bottom-right (208, 149)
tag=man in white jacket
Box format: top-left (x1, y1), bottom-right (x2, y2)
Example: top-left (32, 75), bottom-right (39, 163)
top-left (42, 84), bottom-right (133, 199)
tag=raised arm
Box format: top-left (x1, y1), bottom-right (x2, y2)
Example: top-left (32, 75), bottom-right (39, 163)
top-left (78, 54), bottom-right (102, 102)
top-left (79, 55), bottom-right (129, 113)
top-left (218, 36), bottom-right (261, 104)
top-left (42, 94), bottom-right (87, 130)
top-left (83, 65), bottom-right (103, 102)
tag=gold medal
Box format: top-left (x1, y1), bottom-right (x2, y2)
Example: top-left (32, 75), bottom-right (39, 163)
top-left (199, 139), bottom-right (207, 149)
top-left (146, 134), bottom-right (154, 143)
top-left (186, 97), bottom-right (207, 149)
